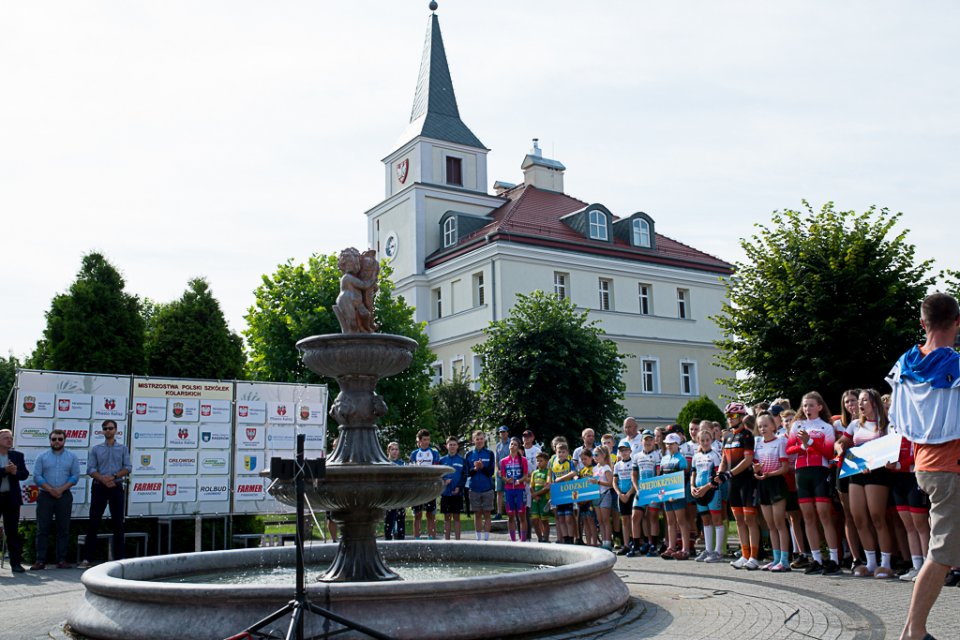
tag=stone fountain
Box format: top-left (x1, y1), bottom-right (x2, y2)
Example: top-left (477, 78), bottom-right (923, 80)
top-left (66, 247), bottom-right (630, 640)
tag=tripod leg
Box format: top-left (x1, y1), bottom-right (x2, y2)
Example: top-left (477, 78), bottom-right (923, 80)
top-left (304, 601), bottom-right (393, 640)
top-left (284, 602), bottom-right (302, 640)
top-left (241, 602), bottom-right (296, 637)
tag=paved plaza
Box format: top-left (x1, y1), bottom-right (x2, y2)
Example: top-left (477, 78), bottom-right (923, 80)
top-left (2, 544), bottom-right (958, 640)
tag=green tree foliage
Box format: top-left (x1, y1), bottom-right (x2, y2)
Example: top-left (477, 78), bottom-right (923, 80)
top-left (28, 253), bottom-right (145, 375)
top-left (677, 395), bottom-right (725, 434)
top-left (244, 254), bottom-right (435, 448)
top-left (475, 291), bottom-right (627, 447)
top-left (431, 367), bottom-right (480, 443)
top-left (145, 278), bottom-right (246, 380)
top-left (0, 354), bottom-right (20, 429)
top-left (714, 202), bottom-right (934, 405)
top-left (944, 270), bottom-right (960, 303)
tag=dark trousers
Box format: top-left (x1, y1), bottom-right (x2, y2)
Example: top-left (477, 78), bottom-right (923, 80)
top-left (85, 483), bottom-right (125, 562)
top-left (0, 491), bottom-right (23, 565)
top-left (384, 508), bottom-right (406, 540)
top-left (36, 490), bottom-right (73, 563)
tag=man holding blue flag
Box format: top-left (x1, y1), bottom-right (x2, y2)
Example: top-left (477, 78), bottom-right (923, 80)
top-left (888, 293), bottom-right (960, 640)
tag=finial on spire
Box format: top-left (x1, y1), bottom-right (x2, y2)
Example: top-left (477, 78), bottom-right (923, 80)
top-left (429, 1), bottom-right (438, 11)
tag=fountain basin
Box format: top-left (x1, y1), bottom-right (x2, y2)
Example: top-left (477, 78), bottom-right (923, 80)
top-left (68, 541), bottom-right (630, 640)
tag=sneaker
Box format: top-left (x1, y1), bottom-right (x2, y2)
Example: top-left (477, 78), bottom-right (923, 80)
top-left (638, 542), bottom-right (651, 555)
top-left (822, 560), bottom-right (841, 576)
top-left (899, 568), bottom-right (920, 582)
top-left (790, 553), bottom-right (811, 569)
top-left (743, 558), bottom-right (761, 571)
top-left (770, 562), bottom-right (791, 573)
top-left (760, 561), bottom-right (775, 571)
top-left (29, 562), bottom-right (46, 571)
top-left (645, 548), bottom-right (659, 558)
top-left (945, 569), bottom-right (960, 587)
top-left (77, 561), bottom-right (92, 570)
top-left (617, 546), bottom-right (631, 556)
top-left (625, 548), bottom-right (641, 558)
top-left (10, 564), bottom-right (25, 574)
top-left (694, 550), bottom-right (711, 562)
top-left (57, 562), bottom-right (74, 569)
top-left (705, 551), bottom-right (724, 563)
top-left (730, 556), bottom-right (748, 569)
top-left (804, 561), bottom-right (824, 575)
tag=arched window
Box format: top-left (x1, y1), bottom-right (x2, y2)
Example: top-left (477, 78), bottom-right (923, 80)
top-left (443, 217), bottom-right (457, 248)
top-left (632, 218), bottom-right (651, 247)
top-left (588, 210), bottom-right (607, 240)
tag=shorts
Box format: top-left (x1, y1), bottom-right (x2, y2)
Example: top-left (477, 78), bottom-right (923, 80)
top-left (505, 488), bottom-right (526, 514)
top-left (531, 496), bottom-right (550, 518)
top-left (597, 490), bottom-right (615, 510)
top-left (837, 472), bottom-right (851, 493)
top-left (848, 467), bottom-right (892, 488)
top-left (469, 490), bottom-right (494, 512)
top-left (785, 490), bottom-right (800, 512)
top-left (891, 472), bottom-right (931, 513)
top-left (727, 475), bottom-right (758, 509)
top-left (555, 503), bottom-right (574, 517)
top-left (440, 495), bottom-right (463, 515)
top-left (795, 466), bottom-right (832, 503)
top-left (757, 475), bottom-right (788, 506)
top-left (917, 470), bottom-right (960, 567)
top-left (663, 498), bottom-right (687, 512)
top-left (617, 494), bottom-right (634, 516)
top-left (695, 485), bottom-right (722, 514)
top-left (413, 499), bottom-right (436, 514)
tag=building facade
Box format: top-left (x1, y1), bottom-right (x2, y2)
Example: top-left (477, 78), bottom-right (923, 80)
top-left (366, 9), bottom-right (733, 427)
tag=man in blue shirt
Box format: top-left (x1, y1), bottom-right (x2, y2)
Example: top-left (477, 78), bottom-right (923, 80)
top-left (465, 430), bottom-right (495, 541)
top-left (78, 420), bottom-right (132, 568)
top-left (439, 436), bottom-right (466, 540)
top-left (409, 429), bottom-right (440, 539)
top-left (30, 428), bottom-right (80, 569)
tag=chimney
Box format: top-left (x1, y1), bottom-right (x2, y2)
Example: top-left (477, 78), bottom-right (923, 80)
top-left (520, 138), bottom-right (565, 193)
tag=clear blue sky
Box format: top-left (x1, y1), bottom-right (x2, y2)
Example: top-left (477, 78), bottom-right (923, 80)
top-left (2, 1), bottom-right (957, 359)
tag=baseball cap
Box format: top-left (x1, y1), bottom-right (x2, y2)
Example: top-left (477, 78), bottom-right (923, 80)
top-left (617, 439), bottom-right (632, 450)
top-left (641, 430), bottom-right (655, 439)
top-left (498, 425), bottom-right (510, 433)
top-left (769, 404), bottom-right (784, 416)
top-left (664, 433), bottom-right (682, 445)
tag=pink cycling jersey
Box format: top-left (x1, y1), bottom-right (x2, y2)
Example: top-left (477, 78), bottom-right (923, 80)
top-left (754, 436), bottom-right (787, 475)
top-left (785, 418), bottom-right (835, 469)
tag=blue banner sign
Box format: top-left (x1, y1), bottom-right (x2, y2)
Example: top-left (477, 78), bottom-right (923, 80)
top-left (634, 471), bottom-right (685, 506)
top-left (551, 477), bottom-right (601, 505)
top-left (839, 433), bottom-right (903, 479)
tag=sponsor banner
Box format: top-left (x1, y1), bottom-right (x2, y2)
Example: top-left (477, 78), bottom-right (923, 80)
top-left (302, 425), bottom-right (326, 451)
top-left (164, 477), bottom-right (197, 502)
top-left (69, 479), bottom-right (88, 502)
top-left (551, 477), bottom-right (602, 506)
top-left (93, 394), bottom-right (127, 420)
top-left (130, 480), bottom-right (164, 503)
top-left (198, 477), bottom-right (230, 502)
top-left (132, 422), bottom-right (167, 448)
top-left (167, 398), bottom-right (199, 422)
top-left (19, 447), bottom-right (47, 477)
top-left (165, 452), bottom-right (199, 475)
top-left (198, 399), bottom-right (231, 423)
top-left (21, 483), bottom-right (40, 505)
top-left (91, 420), bottom-right (127, 445)
top-left (235, 452), bottom-right (264, 475)
top-left (839, 433), bottom-right (903, 479)
top-left (267, 402), bottom-right (295, 425)
top-left (18, 391), bottom-right (55, 418)
top-left (14, 419), bottom-right (54, 446)
top-left (133, 378), bottom-right (234, 401)
top-left (234, 478), bottom-right (267, 501)
top-left (634, 471), bottom-right (686, 507)
top-left (133, 397), bottom-right (167, 421)
top-left (265, 425), bottom-right (296, 451)
top-left (296, 402), bottom-right (324, 425)
top-left (237, 425), bottom-right (265, 449)
top-left (55, 393), bottom-right (92, 419)
top-left (198, 423), bottom-right (231, 449)
top-left (166, 423), bottom-right (199, 448)
top-left (134, 450), bottom-right (165, 475)
top-left (236, 400), bottom-right (266, 425)
top-left (199, 451), bottom-right (230, 475)
top-left (58, 420), bottom-right (91, 448)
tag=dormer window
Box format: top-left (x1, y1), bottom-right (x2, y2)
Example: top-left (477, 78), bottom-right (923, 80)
top-left (445, 156), bottom-right (463, 186)
top-left (632, 218), bottom-right (651, 247)
top-left (443, 217), bottom-right (458, 247)
top-left (588, 210), bottom-right (608, 241)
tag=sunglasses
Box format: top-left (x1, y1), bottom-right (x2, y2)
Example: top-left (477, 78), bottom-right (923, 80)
top-left (50, 437), bottom-right (65, 441)
top-left (725, 413), bottom-right (742, 419)
top-left (102, 427), bottom-right (117, 430)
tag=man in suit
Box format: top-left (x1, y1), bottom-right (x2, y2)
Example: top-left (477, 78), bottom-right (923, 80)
top-left (0, 428), bottom-right (30, 573)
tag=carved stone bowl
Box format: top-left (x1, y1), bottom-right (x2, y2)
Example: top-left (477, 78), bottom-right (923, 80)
top-left (296, 333), bottom-right (419, 380)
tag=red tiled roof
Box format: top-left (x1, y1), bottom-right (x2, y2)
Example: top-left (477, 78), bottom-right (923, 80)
top-left (425, 184), bottom-right (733, 274)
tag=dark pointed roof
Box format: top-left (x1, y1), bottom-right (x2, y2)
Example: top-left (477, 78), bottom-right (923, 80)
top-left (395, 13), bottom-right (485, 151)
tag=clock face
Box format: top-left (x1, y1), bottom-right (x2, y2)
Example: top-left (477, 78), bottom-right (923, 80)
top-left (383, 232), bottom-right (399, 262)
top-left (396, 159), bottom-right (409, 184)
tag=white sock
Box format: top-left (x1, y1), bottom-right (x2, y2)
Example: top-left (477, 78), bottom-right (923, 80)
top-left (912, 555), bottom-right (924, 571)
top-left (483, 531), bottom-right (490, 541)
top-left (881, 552), bottom-right (892, 569)
top-left (864, 549), bottom-right (877, 572)
top-left (714, 526), bottom-right (725, 553)
top-left (811, 549), bottom-right (823, 564)
top-left (704, 525), bottom-right (714, 553)
top-left (829, 548), bottom-right (839, 563)
top-left (789, 523), bottom-right (799, 552)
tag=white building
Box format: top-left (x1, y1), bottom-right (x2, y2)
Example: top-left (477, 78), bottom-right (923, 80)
top-left (366, 8), bottom-right (732, 427)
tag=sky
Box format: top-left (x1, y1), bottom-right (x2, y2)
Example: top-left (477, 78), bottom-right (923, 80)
top-left (2, 1), bottom-right (958, 360)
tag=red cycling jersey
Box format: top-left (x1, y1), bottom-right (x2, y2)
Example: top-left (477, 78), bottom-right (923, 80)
top-left (785, 418), bottom-right (835, 469)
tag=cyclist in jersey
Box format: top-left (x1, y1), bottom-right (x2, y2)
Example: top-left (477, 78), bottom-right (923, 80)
top-left (409, 429), bottom-right (440, 539)
top-left (614, 442), bottom-right (637, 555)
top-left (500, 437), bottom-right (530, 542)
top-left (550, 443), bottom-right (577, 544)
top-left (834, 389), bottom-right (865, 572)
top-left (592, 446), bottom-right (615, 550)
top-left (753, 412), bottom-right (791, 571)
top-left (529, 451), bottom-right (552, 543)
top-left (629, 431), bottom-right (662, 557)
top-left (718, 402), bottom-right (761, 570)
top-left (692, 428), bottom-right (723, 562)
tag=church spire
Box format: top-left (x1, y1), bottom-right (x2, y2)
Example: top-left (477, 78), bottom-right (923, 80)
top-left (396, 9), bottom-right (485, 150)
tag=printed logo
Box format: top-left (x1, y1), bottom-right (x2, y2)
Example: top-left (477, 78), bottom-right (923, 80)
top-left (201, 431), bottom-right (211, 443)
top-left (300, 405), bottom-right (310, 420)
top-left (275, 404), bottom-right (287, 417)
top-left (396, 158), bottom-right (409, 184)
top-left (22, 395), bottom-right (36, 413)
top-left (245, 428), bottom-right (257, 442)
top-left (172, 402), bottom-right (184, 418)
top-left (134, 482), bottom-right (162, 492)
top-left (238, 405), bottom-right (249, 418)
top-left (243, 455), bottom-right (257, 471)
top-left (200, 404), bottom-right (212, 417)
top-left (178, 428), bottom-right (189, 440)
top-left (140, 455), bottom-right (152, 466)
top-left (58, 399), bottom-right (71, 412)
top-left (237, 483), bottom-right (262, 494)
top-left (103, 397), bottom-right (116, 411)
top-left (136, 402), bottom-right (147, 415)
top-left (166, 484), bottom-right (178, 497)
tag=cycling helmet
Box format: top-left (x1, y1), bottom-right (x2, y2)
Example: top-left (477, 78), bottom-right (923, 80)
top-left (724, 401), bottom-right (747, 415)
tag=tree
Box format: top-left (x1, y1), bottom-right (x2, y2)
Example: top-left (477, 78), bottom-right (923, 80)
top-left (244, 253), bottom-right (435, 450)
top-left (714, 201), bottom-right (934, 406)
top-left (431, 367), bottom-right (480, 443)
top-left (0, 354), bottom-right (20, 429)
top-left (145, 278), bottom-right (246, 380)
top-left (28, 253), bottom-right (145, 375)
top-left (475, 291), bottom-right (627, 448)
top-left (676, 395), bottom-right (725, 432)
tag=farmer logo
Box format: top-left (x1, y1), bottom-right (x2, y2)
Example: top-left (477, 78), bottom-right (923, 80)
top-left (165, 484), bottom-right (178, 497)
top-left (237, 483), bottom-right (262, 494)
top-left (136, 402), bottom-right (147, 415)
top-left (172, 402), bottom-right (184, 418)
top-left (140, 454), bottom-right (152, 467)
top-left (103, 397), bottom-right (116, 411)
top-left (201, 431), bottom-right (211, 443)
top-left (243, 455), bottom-right (257, 471)
top-left (238, 405), bottom-right (249, 418)
top-left (300, 405), bottom-right (310, 420)
top-left (200, 403), bottom-right (212, 417)
top-left (245, 428), bottom-right (257, 442)
top-left (276, 404), bottom-right (287, 417)
top-left (178, 428), bottom-right (189, 440)
top-left (22, 395), bottom-right (36, 413)
top-left (58, 399), bottom-right (71, 412)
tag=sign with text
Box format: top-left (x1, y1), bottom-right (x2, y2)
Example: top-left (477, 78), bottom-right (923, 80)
top-left (839, 433), bottom-right (903, 479)
top-left (634, 472), bottom-right (686, 506)
top-left (550, 477), bottom-right (601, 506)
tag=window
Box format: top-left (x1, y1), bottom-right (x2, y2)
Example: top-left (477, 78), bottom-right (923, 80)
top-left (641, 359), bottom-right (659, 394)
top-left (432, 287), bottom-right (442, 319)
top-left (431, 363), bottom-right (444, 386)
top-left (473, 272), bottom-right (485, 306)
top-left (598, 278), bottom-right (612, 311)
top-left (680, 362), bottom-right (697, 395)
top-left (588, 210), bottom-right (607, 240)
top-left (638, 283), bottom-right (651, 315)
top-left (443, 217), bottom-right (457, 248)
top-left (471, 354), bottom-right (483, 391)
top-left (677, 288), bottom-right (690, 319)
top-left (553, 272), bottom-right (568, 300)
top-left (632, 218), bottom-right (651, 247)
top-left (451, 357), bottom-right (465, 379)
top-left (445, 156), bottom-right (463, 186)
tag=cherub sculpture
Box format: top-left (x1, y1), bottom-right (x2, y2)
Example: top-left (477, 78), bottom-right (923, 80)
top-left (332, 247), bottom-right (380, 333)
